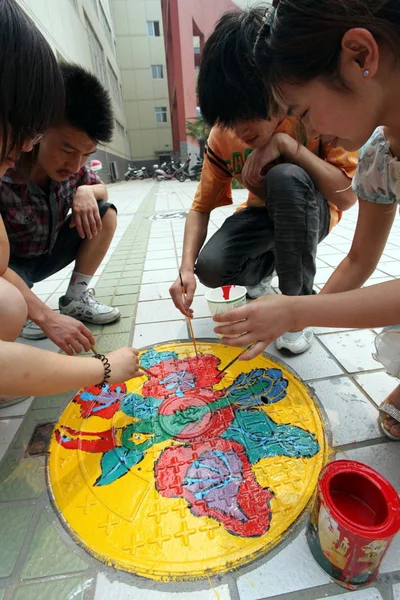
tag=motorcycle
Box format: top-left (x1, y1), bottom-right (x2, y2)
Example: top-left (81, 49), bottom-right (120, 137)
top-left (124, 165), bottom-right (140, 180)
top-left (152, 164), bottom-right (176, 181)
top-left (175, 154), bottom-right (203, 182)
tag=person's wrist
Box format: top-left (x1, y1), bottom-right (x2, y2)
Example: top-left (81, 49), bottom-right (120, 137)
top-left (290, 295), bottom-right (309, 331)
top-left (277, 133), bottom-right (297, 160)
top-left (30, 302), bottom-right (54, 327)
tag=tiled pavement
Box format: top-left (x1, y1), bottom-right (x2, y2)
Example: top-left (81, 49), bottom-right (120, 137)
top-left (0, 179), bottom-right (399, 600)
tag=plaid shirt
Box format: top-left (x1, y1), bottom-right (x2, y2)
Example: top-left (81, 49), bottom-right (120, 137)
top-left (0, 165), bottom-right (101, 258)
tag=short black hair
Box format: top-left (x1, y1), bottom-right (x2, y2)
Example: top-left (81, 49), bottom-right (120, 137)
top-left (0, 0), bottom-right (64, 163)
top-left (198, 7), bottom-right (274, 128)
top-left (60, 63), bottom-right (114, 144)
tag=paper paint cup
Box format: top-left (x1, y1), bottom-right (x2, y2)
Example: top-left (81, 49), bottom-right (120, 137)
top-left (205, 285), bottom-right (247, 338)
top-left (307, 460), bottom-right (400, 590)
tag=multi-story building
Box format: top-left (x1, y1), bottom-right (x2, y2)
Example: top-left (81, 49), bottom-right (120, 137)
top-left (111, 0), bottom-right (173, 167)
top-left (16, 0), bottom-right (131, 182)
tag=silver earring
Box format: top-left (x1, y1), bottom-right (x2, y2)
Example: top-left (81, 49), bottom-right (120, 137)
top-left (363, 69), bottom-right (370, 77)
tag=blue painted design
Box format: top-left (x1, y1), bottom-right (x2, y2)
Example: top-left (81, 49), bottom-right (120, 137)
top-left (140, 348), bottom-right (178, 369)
top-left (160, 370), bottom-right (196, 397)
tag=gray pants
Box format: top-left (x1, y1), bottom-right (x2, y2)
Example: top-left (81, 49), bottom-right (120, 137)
top-left (195, 164), bottom-right (331, 296)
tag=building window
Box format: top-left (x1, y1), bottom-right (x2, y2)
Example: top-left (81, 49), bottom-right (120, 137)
top-left (99, 2), bottom-right (113, 48)
top-left (107, 61), bottom-right (122, 107)
top-left (155, 107), bottom-right (167, 124)
top-left (151, 65), bottom-right (163, 79)
top-left (85, 17), bottom-right (107, 87)
top-left (147, 21), bottom-right (160, 37)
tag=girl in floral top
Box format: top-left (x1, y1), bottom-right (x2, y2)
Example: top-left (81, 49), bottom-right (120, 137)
top-left (214, 0), bottom-right (400, 439)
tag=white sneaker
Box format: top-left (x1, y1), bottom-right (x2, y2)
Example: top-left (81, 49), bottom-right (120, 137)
top-left (275, 329), bottom-right (314, 354)
top-left (246, 274), bottom-right (274, 299)
top-left (20, 319), bottom-right (47, 340)
top-left (59, 288), bottom-right (120, 325)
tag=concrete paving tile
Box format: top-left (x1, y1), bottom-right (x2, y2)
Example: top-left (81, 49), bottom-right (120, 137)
top-left (144, 257), bottom-right (177, 271)
top-left (354, 371), bottom-right (398, 406)
top-left (0, 396), bottom-right (34, 418)
top-left (146, 249), bottom-right (177, 260)
top-left (136, 296), bottom-right (208, 324)
top-left (139, 280), bottom-right (209, 302)
top-left (0, 587), bottom-right (5, 600)
top-left (319, 253), bottom-right (347, 268)
top-left (315, 589), bottom-right (383, 600)
top-left (97, 333), bottom-right (130, 352)
top-left (0, 504), bottom-right (35, 577)
top-left (133, 320), bottom-right (188, 348)
top-left (103, 264), bottom-right (125, 274)
top-left (116, 304), bottom-right (136, 318)
top-left (96, 295), bottom-right (113, 305)
top-left (102, 317), bottom-right (134, 334)
top-left (142, 268), bottom-right (178, 284)
top-left (308, 377), bottom-right (381, 446)
top-left (318, 329), bottom-right (378, 373)
top-left (13, 576), bottom-right (89, 600)
top-left (94, 573), bottom-right (231, 600)
top-left (266, 337), bottom-right (344, 381)
top-left (98, 275), bottom-right (120, 286)
top-left (393, 583), bottom-right (400, 600)
top-left (32, 280), bottom-right (63, 295)
top-left (191, 317), bottom-right (218, 340)
top-left (237, 530), bottom-right (330, 599)
top-left (0, 456), bottom-right (45, 500)
top-left (115, 284), bottom-right (140, 295)
top-left (314, 266), bottom-right (336, 284)
top-left (21, 509), bottom-right (88, 579)
top-left (111, 293), bottom-right (138, 306)
top-left (376, 260), bottom-right (400, 277)
top-left (0, 418), bottom-right (23, 464)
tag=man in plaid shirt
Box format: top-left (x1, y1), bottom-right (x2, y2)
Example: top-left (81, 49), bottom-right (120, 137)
top-left (0, 63), bottom-right (120, 355)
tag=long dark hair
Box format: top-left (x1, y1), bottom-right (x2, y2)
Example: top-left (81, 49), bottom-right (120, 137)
top-left (0, 0), bottom-right (64, 163)
top-left (255, 0), bottom-right (400, 103)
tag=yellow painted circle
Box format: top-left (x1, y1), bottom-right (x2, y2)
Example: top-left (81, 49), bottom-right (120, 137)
top-left (47, 341), bottom-right (328, 581)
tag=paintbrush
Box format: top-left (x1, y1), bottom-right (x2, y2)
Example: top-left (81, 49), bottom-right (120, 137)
top-left (90, 345), bottom-right (153, 377)
top-left (179, 272), bottom-right (199, 358)
top-left (219, 345), bottom-right (254, 372)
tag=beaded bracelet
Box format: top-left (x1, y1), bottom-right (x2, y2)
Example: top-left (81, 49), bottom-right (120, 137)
top-left (93, 353), bottom-right (111, 387)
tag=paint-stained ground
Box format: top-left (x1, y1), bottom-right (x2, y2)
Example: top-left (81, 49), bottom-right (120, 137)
top-left (0, 179), bottom-right (399, 600)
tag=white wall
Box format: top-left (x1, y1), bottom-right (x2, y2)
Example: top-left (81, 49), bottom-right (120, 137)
top-left (17, 0), bottom-right (131, 160)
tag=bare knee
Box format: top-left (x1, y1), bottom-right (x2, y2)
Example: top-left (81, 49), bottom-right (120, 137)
top-left (101, 207), bottom-right (117, 234)
top-left (0, 278), bottom-right (27, 341)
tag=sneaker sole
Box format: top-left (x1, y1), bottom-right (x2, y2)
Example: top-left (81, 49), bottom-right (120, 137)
top-left (275, 340), bottom-right (313, 355)
top-left (60, 309), bottom-right (121, 325)
top-left (20, 331), bottom-right (48, 340)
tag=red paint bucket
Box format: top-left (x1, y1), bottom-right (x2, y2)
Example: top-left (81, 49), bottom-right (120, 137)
top-left (307, 460), bottom-right (400, 589)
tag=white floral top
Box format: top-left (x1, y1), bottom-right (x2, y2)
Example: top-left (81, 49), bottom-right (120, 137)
top-left (352, 127), bottom-right (400, 203)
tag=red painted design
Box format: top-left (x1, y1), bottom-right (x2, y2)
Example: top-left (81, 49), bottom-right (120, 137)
top-left (155, 439), bottom-right (274, 537)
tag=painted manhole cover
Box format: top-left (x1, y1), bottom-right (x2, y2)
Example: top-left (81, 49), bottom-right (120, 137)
top-left (149, 211), bottom-right (187, 221)
top-left (47, 341), bottom-right (328, 581)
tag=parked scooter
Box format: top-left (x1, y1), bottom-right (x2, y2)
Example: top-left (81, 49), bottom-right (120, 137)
top-left (152, 164), bottom-right (176, 181)
top-left (175, 154), bottom-right (203, 182)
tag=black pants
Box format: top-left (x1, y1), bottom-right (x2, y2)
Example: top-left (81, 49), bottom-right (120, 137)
top-left (9, 200), bottom-right (116, 288)
top-left (195, 164), bottom-right (331, 296)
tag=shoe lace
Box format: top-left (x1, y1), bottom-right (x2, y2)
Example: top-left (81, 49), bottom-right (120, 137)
top-left (81, 288), bottom-right (100, 307)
